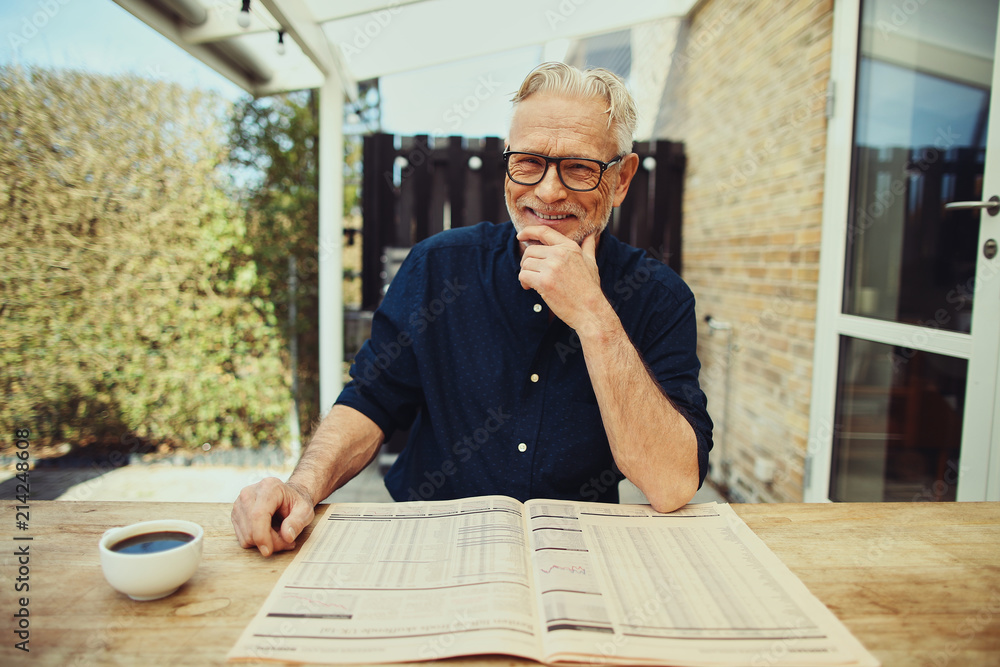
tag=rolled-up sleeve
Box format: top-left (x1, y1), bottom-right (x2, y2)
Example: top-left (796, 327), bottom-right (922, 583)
top-left (638, 290), bottom-right (714, 488)
top-left (336, 251), bottom-right (428, 440)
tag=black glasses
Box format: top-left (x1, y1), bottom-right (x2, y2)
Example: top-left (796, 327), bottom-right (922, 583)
top-left (502, 150), bottom-right (623, 192)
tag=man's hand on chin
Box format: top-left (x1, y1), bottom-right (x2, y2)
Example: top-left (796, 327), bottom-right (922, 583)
top-left (515, 226), bottom-right (611, 332)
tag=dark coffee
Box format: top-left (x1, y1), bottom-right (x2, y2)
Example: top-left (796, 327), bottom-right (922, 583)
top-left (110, 531), bottom-right (194, 554)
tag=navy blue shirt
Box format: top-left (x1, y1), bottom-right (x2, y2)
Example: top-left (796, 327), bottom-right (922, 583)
top-left (336, 222), bottom-right (713, 503)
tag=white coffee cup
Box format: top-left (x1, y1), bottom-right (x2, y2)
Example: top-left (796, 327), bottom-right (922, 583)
top-left (99, 519), bottom-right (204, 600)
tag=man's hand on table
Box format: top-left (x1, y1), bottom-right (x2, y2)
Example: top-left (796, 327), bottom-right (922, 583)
top-left (232, 477), bottom-right (315, 557)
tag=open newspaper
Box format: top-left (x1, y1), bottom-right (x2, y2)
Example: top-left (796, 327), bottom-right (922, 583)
top-left (229, 497), bottom-right (878, 666)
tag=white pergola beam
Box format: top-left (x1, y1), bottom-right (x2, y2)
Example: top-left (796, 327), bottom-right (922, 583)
top-left (259, 0), bottom-right (333, 74)
top-left (122, 0), bottom-right (697, 97)
top-left (113, 0), bottom-right (258, 93)
top-left (254, 65), bottom-right (325, 96)
top-left (160, 0), bottom-right (208, 25)
top-left (323, 0), bottom-right (696, 80)
top-left (181, 5), bottom-right (273, 44)
top-left (259, 0), bottom-right (358, 100)
top-left (318, 71), bottom-right (345, 412)
top-left (310, 0), bottom-right (435, 23)
top-left (181, 2), bottom-right (441, 46)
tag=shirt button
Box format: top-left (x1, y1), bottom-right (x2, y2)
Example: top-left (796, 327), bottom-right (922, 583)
top-left (517, 442), bottom-right (527, 452)
top-left (530, 373), bottom-right (539, 383)
top-left (533, 303), bottom-right (542, 313)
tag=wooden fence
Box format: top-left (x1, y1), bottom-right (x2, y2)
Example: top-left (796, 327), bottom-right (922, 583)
top-left (360, 133), bottom-right (685, 309)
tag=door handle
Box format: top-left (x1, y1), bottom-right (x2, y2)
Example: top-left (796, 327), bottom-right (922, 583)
top-left (945, 195), bottom-right (1000, 216)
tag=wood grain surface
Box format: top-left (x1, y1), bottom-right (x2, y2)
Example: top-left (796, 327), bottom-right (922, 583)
top-left (2, 501), bottom-right (997, 666)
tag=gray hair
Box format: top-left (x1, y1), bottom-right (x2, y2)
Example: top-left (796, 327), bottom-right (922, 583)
top-left (511, 62), bottom-right (637, 156)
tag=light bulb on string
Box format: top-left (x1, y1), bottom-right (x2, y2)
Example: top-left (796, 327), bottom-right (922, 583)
top-left (237, 0), bottom-right (251, 28)
top-left (277, 30), bottom-right (286, 55)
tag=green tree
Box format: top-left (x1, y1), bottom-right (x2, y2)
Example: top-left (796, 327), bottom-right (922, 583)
top-left (227, 89), bottom-right (369, 437)
top-left (0, 67), bottom-right (290, 452)
top-left (228, 90), bottom-right (322, 436)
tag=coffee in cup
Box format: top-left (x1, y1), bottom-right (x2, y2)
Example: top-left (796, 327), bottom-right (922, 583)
top-left (99, 519), bottom-right (204, 600)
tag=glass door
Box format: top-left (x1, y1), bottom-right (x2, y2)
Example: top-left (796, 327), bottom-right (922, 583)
top-left (808, 0), bottom-right (1000, 502)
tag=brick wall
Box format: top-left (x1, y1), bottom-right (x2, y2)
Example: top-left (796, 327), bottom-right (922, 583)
top-left (654, 0), bottom-right (833, 501)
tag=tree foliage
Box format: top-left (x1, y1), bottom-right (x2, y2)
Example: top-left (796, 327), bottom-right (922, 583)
top-left (227, 90), bottom-right (366, 435)
top-left (227, 91), bottom-right (322, 434)
top-left (0, 67), bottom-right (290, 451)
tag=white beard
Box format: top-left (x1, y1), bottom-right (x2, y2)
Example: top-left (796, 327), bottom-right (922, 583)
top-left (505, 190), bottom-right (614, 245)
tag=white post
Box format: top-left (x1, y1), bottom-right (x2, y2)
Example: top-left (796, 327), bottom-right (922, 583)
top-left (318, 72), bottom-right (345, 415)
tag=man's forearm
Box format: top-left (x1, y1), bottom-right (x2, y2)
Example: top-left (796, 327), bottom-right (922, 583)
top-left (577, 303), bottom-right (700, 512)
top-left (287, 404), bottom-right (385, 505)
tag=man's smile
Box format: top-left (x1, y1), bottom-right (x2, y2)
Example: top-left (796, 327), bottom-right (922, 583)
top-left (528, 207), bottom-right (573, 222)
top-left (531, 209), bottom-right (568, 220)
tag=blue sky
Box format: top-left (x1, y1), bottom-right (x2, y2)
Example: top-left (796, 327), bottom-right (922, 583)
top-left (0, 0), bottom-right (532, 138)
top-left (1, 0), bottom-right (245, 97)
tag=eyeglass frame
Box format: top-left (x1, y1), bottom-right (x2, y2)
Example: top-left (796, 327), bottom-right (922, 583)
top-left (502, 149), bottom-right (624, 192)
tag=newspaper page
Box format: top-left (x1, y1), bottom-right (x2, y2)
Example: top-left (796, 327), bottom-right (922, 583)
top-left (527, 500), bottom-right (879, 667)
top-left (230, 498), bottom-right (879, 666)
top-left (228, 495), bottom-right (543, 664)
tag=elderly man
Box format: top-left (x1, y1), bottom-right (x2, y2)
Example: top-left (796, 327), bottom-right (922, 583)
top-left (232, 62), bottom-right (713, 556)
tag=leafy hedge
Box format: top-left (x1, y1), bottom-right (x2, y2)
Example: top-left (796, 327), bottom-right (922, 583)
top-left (0, 67), bottom-right (291, 452)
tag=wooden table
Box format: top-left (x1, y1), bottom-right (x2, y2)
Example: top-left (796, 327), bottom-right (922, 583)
top-left (2, 501), bottom-right (998, 666)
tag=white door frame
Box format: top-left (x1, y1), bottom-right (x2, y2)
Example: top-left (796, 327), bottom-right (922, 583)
top-left (804, 0), bottom-right (1000, 502)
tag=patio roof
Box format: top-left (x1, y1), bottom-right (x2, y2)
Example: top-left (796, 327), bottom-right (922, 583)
top-left (111, 0), bottom-right (697, 412)
top-left (113, 0), bottom-right (697, 100)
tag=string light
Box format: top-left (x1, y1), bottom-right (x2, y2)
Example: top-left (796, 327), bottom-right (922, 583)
top-left (276, 30), bottom-right (286, 55)
top-left (237, 0), bottom-right (251, 28)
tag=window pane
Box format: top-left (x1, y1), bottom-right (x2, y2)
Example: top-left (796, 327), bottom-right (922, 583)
top-left (843, 0), bottom-right (997, 333)
top-left (830, 337), bottom-right (966, 502)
